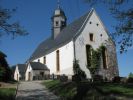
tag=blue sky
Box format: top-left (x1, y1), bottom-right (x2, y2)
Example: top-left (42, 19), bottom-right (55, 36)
top-left (0, 0), bottom-right (132, 77)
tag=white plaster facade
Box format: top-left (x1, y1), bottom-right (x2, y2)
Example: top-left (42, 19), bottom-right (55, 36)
top-left (14, 66), bottom-right (20, 81)
top-left (33, 41), bottom-right (74, 77)
top-left (74, 10), bottom-right (110, 78)
top-left (25, 63), bottom-right (50, 81)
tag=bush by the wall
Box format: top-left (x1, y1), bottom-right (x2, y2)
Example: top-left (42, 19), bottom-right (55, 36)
top-left (127, 77), bottom-right (133, 83)
top-left (93, 75), bottom-right (103, 82)
top-left (112, 76), bottom-right (121, 83)
top-left (60, 75), bottom-right (68, 82)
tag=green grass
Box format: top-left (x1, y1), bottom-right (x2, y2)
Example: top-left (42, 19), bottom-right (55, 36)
top-left (43, 80), bottom-right (77, 99)
top-left (0, 88), bottom-right (16, 100)
top-left (98, 84), bottom-right (133, 97)
top-left (43, 80), bottom-right (133, 99)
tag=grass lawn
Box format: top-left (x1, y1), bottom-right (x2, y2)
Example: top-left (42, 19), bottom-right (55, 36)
top-left (43, 80), bottom-right (133, 100)
top-left (42, 80), bottom-right (77, 100)
top-left (0, 88), bottom-right (16, 100)
top-left (97, 84), bottom-right (133, 97)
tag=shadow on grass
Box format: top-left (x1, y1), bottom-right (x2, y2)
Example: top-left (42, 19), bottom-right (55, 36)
top-left (0, 88), bottom-right (16, 100)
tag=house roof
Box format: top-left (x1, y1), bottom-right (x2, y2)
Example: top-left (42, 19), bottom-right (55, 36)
top-left (29, 62), bottom-right (49, 70)
top-left (29, 9), bottom-right (93, 61)
top-left (17, 64), bottom-right (27, 76)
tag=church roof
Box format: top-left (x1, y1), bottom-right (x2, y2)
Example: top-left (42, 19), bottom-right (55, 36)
top-left (29, 9), bottom-right (94, 61)
top-left (29, 62), bottom-right (49, 70)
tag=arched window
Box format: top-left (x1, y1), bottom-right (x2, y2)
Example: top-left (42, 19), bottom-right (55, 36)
top-left (86, 45), bottom-right (92, 67)
top-left (102, 47), bottom-right (108, 69)
top-left (56, 50), bottom-right (60, 72)
top-left (89, 33), bottom-right (94, 41)
top-left (43, 56), bottom-right (46, 64)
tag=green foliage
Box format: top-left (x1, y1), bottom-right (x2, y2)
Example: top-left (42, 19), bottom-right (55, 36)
top-left (0, 88), bottom-right (16, 100)
top-left (73, 60), bottom-right (86, 79)
top-left (0, 7), bottom-right (28, 38)
top-left (0, 51), bottom-right (12, 82)
top-left (128, 72), bottom-right (133, 78)
top-left (98, 84), bottom-right (133, 97)
top-left (86, 45), bottom-right (105, 77)
top-left (43, 80), bottom-right (77, 100)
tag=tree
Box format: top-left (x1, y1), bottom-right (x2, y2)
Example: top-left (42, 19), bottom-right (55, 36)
top-left (0, 7), bottom-right (28, 38)
top-left (84, 0), bottom-right (133, 53)
top-left (73, 60), bottom-right (86, 82)
top-left (128, 72), bottom-right (133, 78)
top-left (0, 51), bottom-right (12, 82)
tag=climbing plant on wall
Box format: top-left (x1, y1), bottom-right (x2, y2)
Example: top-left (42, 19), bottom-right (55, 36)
top-left (86, 45), bottom-right (106, 78)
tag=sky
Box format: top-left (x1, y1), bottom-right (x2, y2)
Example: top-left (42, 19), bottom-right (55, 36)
top-left (0, 0), bottom-right (132, 77)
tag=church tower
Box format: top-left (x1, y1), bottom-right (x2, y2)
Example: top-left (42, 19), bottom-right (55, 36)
top-left (51, 0), bottom-right (67, 39)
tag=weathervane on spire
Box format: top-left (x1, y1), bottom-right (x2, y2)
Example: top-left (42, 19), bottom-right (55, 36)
top-left (57, 0), bottom-right (60, 8)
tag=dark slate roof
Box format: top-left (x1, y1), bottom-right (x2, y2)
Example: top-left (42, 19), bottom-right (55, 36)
top-left (11, 66), bottom-right (16, 74)
top-left (29, 9), bottom-right (93, 61)
top-left (17, 64), bottom-right (27, 76)
top-left (29, 62), bottom-right (49, 70)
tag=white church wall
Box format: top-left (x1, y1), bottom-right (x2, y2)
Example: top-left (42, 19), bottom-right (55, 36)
top-left (33, 41), bottom-right (74, 76)
top-left (59, 41), bottom-right (74, 76)
top-left (14, 66), bottom-right (20, 81)
top-left (25, 64), bottom-right (33, 81)
top-left (75, 10), bottom-right (109, 78)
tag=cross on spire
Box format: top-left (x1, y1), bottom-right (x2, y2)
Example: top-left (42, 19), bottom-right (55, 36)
top-left (57, 0), bottom-right (60, 8)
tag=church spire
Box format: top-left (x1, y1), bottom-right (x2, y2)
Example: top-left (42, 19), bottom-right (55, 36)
top-left (51, 0), bottom-right (67, 39)
top-left (57, 0), bottom-right (60, 8)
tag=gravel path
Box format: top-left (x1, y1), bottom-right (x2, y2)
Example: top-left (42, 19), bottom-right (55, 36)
top-left (16, 81), bottom-right (60, 100)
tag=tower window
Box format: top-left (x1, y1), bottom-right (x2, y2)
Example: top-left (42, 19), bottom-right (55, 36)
top-left (43, 56), bottom-right (46, 64)
top-left (38, 59), bottom-right (40, 62)
top-left (55, 21), bottom-right (59, 26)
top-left (89, 33), bottom-right (94, 41)
top-left (56, 50), bottom-right (60, 72)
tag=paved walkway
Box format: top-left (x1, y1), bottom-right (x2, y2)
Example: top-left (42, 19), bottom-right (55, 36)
top-left (16, 81), bottom-right (60, 100)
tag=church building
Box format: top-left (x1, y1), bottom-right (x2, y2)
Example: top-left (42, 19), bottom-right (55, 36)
top-left (28, 5), bottom-right (119, 80)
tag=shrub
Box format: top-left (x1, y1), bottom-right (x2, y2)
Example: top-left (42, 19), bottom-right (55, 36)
top-left (120, 77), bottom-right (127, 83)
top-left (93, 75), bottom-right (103, 82)
top-left (127, 77), bottom-right (133, 83)
top-left (60, 75), bottom-right (68, 82)
top-left (112, 76), bottom-right (121, 83)
top-left (72, 74), bottom-right (81, 83)
top-left (73, 60), bottom-right (86, 82)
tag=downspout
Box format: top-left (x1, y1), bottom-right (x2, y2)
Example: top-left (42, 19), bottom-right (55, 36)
top-left (73, 38), bottom-right (76, 61)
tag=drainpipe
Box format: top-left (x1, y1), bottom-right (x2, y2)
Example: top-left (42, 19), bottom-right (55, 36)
top-left (72, 38), bottom-right (76, 61)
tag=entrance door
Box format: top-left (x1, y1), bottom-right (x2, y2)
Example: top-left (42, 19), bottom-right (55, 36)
top-left (28, 72), bottom-right (31, 81)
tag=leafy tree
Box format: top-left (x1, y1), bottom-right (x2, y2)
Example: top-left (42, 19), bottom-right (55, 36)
top-left (84, 0), bottom-right (133, 53)
top-left (73, 60), bottom-right (86, 80)
top-left (128, 72), bottom-right (133, 78)
top-left (0, 7), bottom-right (28, 38)
top-left (0, 51), bottom-right (12, 82)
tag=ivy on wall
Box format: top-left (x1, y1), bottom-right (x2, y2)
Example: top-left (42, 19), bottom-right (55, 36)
top-left (86, 45), bottom-right (106, 77)
top-left (73, 60), bottom-right (86, 79)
